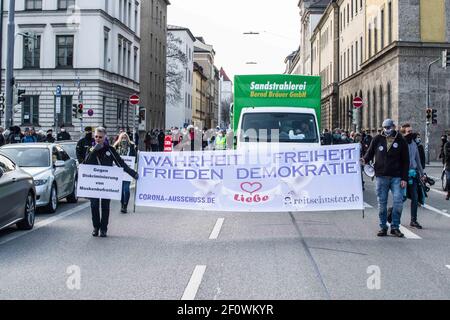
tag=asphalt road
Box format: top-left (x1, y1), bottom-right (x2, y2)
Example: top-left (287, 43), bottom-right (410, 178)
top-left (0, 171), bottom-right (449, 300)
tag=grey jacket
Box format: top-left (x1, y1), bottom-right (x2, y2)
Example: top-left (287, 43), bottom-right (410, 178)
top-left (408, 141), bottom-right (424, 177)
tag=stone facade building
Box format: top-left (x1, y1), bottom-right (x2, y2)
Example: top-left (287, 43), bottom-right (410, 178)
top-left (140, 0), bottom-right (169, 131)
top-left (290, 0), bottom-right (450, 158)
top-left (1, 0), bottom-right (141, 140)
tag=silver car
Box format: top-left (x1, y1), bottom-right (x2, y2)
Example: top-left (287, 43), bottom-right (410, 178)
top-left (0, 143), bottom-right (78, 213)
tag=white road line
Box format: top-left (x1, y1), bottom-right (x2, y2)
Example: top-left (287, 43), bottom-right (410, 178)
top-left (181, 265), bottom-right (207, 300)
top-left (446, 265), bottom-right (450, 270)
top-left (429, 188), bottom-right (447, 196)
top-left (209, 218), bottom-right (224, 240)
top-left (422, 204), bottom-right (450, 218)
top-left (386, 223), bottom-right (422, 239)
top-left (0, 202), bottom-right (90, 246)
top-left (364, 202), bottom-right (373, 208)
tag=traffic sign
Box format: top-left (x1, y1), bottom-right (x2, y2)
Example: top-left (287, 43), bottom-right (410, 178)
top-left (130, 94), bottom-right (140, 105)
top-left (56, 96), bottom-right (61, 114)
top-left (88, 109), bottom-right (94, 117)
top-left (164, 135), bottom-right (173, 152)
top-left (353, 97), bottom-right (363, 109)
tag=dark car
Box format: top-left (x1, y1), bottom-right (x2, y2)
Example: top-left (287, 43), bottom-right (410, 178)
top-left (0, 153), bottom-right (36, 231)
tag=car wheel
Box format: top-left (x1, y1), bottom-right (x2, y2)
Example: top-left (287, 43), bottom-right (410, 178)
top-left (44, 184), bottom-right (58, 213)
top-left (67, 176), bottom-right (78, 203)
top-left (17, 192), bottom-right (36, 230)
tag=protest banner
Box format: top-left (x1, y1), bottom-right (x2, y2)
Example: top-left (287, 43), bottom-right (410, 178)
top-left (115, 156), bottom-right (136, 182)
top-left (135, 145), bottom-right (364, 212)
top-left (77, 165), bottom-right (124, 201)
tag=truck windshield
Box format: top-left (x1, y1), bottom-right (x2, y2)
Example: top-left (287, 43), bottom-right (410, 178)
top-left (241, 113), bottom-right (319, 143)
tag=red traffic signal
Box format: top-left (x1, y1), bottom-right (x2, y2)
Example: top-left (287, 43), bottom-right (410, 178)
top-left (426, 108), bottom-right (432, 120)
top-left (78, 103), bottom-right (84, 115)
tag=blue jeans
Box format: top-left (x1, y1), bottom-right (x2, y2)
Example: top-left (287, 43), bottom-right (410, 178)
top-left (376, 177), bottom-right (404, 230)
top-left (121, 181), bottom-right (131, 207)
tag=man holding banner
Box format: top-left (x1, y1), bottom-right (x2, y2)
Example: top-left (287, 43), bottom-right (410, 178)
top-left (84, 127), bottom-right (139, 238)
top-left (362, 119), bottom-right (409, 238)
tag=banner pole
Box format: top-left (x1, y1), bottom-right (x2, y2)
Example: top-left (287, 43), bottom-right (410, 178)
top-left (133, 151), bottom-right (139, 214)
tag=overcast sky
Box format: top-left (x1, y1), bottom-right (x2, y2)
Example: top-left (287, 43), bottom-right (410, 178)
top-left (167, 0), bottom-right (300, 81)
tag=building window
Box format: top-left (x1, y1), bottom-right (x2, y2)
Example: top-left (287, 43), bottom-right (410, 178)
top-left (135, 3), bottom-right (139, 32)
top-left (25, 0), bottom-right (42, 10)
top-left (347, 48), bottom-right (350, 76)
top-left (118, 41), bottom-right (122, 74)
top-left (368, 25), bottom-right (372, 57)
top-left (388, 2), bottom-right (392, 43)
top-left (355, 41), bottom-right (358, 70)
top-left (387, 82), bottom-right (392, 119)
top-left (22, 96), bottom-right (39, 125)
top-left (56, 35), bottom-right (74, 68)
top-left (351, 0), bottom-right (354, 19)
top-left (381, 9), bottom-right (385, 48)
top-left (351, 44), bottom-right (354, 74)
top-left (104, 30), bottom-right (109, 70)
top-left (58, 0), bottom-right (75, 10)
top-left (56, 95), bottom-right (73, 126)
top-left (379, 86), bottom-right (384, 121)
top-left (347, 4), bottom-right (349, 24)
top-left (23, 35), bottom-right (41, 68)
top-left (372, 89), bottom-right (377, 130)
top-left (102, 96), bottom-right (107, 127)
top-left (374, 18), bottom-right (378, 53)
top-left (360, 36), bottom-right (363, 64)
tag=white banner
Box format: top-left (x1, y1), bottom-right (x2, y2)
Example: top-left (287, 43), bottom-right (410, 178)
top-left (77, 165), bottom-right (124, 200)
top-left (135, 145), bottom-right (364, 212)
top-left (114, 156), bottom-right (136, 182)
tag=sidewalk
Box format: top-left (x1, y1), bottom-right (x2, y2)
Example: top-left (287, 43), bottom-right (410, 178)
top-left (427, 161), bottom-right (444, 168)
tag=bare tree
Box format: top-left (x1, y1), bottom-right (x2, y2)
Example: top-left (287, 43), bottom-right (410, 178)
top-left (166, 33), bottom-right (188, 104)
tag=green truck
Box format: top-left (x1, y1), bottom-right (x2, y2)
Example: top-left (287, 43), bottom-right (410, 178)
top-left (231, 74), bottom-right (322, 148)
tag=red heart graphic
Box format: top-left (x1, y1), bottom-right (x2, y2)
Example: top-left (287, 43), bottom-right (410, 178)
top-left (240, 182), bottom-right (263, 195)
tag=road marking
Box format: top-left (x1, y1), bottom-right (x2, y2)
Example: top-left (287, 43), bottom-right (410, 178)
top-left (181, 265), bottom-right (207, 300)
top-left (364, 202), bottom-right (373, 208)
top-left (429, 188), bottom-right (447, 196)
top-left (209, 218), bottom-right (224, 240)
top-left (386, 223), bottom-right (422, 240)
top-left (446, 265), bottom-right (450, 270)
top-left (422, 204), bottom-right (450, 218)
top-left (0, 202), bottom-right (90, 246)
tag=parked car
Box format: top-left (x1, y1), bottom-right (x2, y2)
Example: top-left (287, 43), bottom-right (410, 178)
top-left (0, 152), bottom-right (36, 231)
top-left (0, 143), bottom-right (78, 213)
top-left (59, 141), bottom-right (79, 166)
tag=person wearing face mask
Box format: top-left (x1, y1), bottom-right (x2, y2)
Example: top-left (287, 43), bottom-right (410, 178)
top-left (413, 133), bottom-right (426, 170)
top-left (400, 124), bottom-right (426, 229)
top-left (113, 132), bottom-right (137, 213)
top-left (215, 130), bottom-right (227, 150)
top-left (76, 126), bottom-right (94, 164)
top-left (85, 127), bottom-right (138, 237)
top-left (57, 125), bottom-right (71, 141)
top-left (45, 129), bottom-right (56, 143)
top-left (361, 119), bottom-right (410, 238)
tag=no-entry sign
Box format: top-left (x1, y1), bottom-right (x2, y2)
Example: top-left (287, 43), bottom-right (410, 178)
top-left (353, 97), bottom-right (363, 109)
top-left (130, 94), bottom-right (140, 105)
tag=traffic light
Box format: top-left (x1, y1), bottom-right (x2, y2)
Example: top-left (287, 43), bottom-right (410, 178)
top-left (426, 108), bottom-right (432, 122)
top-left (77, 103), bottom-right (84, 118)
top-left (442, 49), bottom-right (450, 69)
top-left (432, 109), bottom-right (438, 125)
top-left (13, 87), bottom-right (26, 105)
top-left (72, 104), bottom-right (78, 118)
top-left (348, 109), bottom-right (353, 119)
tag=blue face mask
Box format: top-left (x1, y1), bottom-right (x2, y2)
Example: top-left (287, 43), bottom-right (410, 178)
top-left (384, 128), bottom-right (394, 136)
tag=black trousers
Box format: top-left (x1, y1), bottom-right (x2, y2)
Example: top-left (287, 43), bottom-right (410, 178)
top-left (90, 199), bottom-right (111, 232)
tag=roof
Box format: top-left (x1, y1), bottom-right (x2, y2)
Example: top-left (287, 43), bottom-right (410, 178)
top-left (220, 68), bottom-right (231, 82)
top-left (167, 25), bottom-right (196, 42)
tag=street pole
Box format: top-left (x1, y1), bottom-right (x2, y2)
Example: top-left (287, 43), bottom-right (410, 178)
top-left (5, 0), bottom-right (15, 129)
top-left (426, 57), bottom-right (440, 165)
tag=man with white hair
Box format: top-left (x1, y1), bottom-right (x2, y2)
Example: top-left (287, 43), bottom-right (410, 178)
top-left (362, 119), bottom-right (410, 238)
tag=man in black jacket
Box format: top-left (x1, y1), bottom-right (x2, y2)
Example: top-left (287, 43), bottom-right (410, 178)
top-left (444, 136), bottom-right (450, 200)
top-left (84, 127), bottom-right (139, 237)
top-left (76, 126), bottom-right (94, 164)
top-left (362, 119), bottom-right (409, 238)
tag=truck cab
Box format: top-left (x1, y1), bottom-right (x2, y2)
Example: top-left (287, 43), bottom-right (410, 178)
top-left (236, 107), bottom-right (320, 149)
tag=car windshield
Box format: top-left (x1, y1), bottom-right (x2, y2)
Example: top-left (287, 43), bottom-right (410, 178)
top-left (1, 148), bottom-right (50, 168)
top-left (240, 113), bottom-right (319, 143)
top-left (61, 143), bottom-right (76, 160)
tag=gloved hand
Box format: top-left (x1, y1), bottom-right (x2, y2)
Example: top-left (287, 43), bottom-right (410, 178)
top-left (93, 143), bottom-right (104, 151)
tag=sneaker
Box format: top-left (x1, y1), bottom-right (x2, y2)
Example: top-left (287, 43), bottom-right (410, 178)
top-left (446, 192), bottom-right (450, 201)
top-left (120, 204), bottom-right (128, 214)
top-left (410, 221), bottom-right (423, 229)
top-left (100, 230), bottom-right (107, 238)
top-left (390, 229), bottom-right (405, 238)
top-left (377, 229), bottom-right (388, 237)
